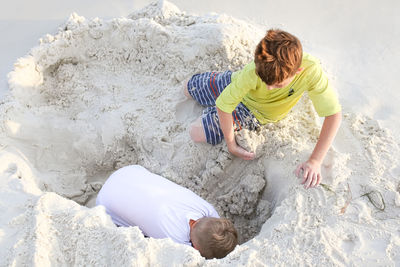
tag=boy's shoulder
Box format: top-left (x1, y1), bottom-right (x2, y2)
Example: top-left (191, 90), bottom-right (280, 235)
top-left (301, 52), bottom-right (320, 69)
top-left (300, 53), bottom-right (328, 80)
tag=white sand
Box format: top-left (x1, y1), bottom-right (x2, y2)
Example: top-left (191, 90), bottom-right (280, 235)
top-left (1, 1), bottom-right (400, 266)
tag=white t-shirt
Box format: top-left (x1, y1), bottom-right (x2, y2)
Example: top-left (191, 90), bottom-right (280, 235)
top-left (96, 165), bottom-right (219, 245)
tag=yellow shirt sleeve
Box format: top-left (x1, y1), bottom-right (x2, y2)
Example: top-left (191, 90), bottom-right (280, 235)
top-left (215, 62), bottom-right (257, 113)
top-left (306, 62), bottom-right (342, 117)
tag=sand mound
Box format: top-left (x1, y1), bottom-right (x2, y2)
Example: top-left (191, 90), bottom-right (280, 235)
top-left (1, 1), bottom-right (399, 265)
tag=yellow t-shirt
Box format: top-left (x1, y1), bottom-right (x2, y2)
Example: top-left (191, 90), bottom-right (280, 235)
top-left (215, 53), bottom-right (341, 124)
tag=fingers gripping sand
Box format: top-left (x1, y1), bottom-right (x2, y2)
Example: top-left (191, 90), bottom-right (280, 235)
top-left (1, 1), bottom-right (400, 265)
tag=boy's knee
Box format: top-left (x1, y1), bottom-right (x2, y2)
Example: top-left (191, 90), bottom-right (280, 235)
top-left (189, 122), bottom-right (206, 143)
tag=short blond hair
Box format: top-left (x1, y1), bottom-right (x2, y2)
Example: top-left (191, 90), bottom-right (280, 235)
top-left (192, 217), bottom-right (238, 259)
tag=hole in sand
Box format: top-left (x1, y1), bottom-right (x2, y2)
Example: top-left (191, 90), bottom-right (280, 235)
top-left (75, 153), bottom-right (290, 244)
top-left (82, 157), bottom-right (277, 244)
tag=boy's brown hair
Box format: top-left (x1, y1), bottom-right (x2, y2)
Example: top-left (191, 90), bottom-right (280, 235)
top-left (192, 217), bottom-right (238, 259)
top-left (254, 29), bottom-right (303, 85)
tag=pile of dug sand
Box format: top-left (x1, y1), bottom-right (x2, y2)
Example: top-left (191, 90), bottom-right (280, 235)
top-left (1, 1), bottom-right (399, 265)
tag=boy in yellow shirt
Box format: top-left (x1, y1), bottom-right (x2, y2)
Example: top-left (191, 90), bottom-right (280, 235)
top-left (184, 29), bottom-right (342, 189)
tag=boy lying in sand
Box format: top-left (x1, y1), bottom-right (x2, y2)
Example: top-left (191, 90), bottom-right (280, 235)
top-left (96, 165), bottom-right (238, 259)
top-left (184, 29), bottom-right (342, 189)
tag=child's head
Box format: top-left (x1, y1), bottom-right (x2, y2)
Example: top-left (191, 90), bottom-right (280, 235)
top-left (190, 217), bottom-right (238, 259)
top-left (254, 29), bottom-right (303, 88)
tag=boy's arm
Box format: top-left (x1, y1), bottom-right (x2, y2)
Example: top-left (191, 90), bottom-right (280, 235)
top-left (295, 111), bottom-right (342, 188)
top-left (217, 107), bottom-right (255, 160)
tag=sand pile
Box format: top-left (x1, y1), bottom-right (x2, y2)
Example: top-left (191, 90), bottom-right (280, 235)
top-left (1, 1), bottom-right (399, 265)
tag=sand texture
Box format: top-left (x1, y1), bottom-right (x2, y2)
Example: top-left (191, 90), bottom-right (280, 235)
top-left (1, 1), bottom-right (399, 266)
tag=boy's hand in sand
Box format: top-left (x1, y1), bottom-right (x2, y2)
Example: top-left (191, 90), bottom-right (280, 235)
top-left (217, 107), bottom-right (255, 160)
top-left (226, 140), bottom-right (255, 160)
top-left (295, 159), bottom-right (322, 189)
top-left (295, 112), bottom-right (341, 189)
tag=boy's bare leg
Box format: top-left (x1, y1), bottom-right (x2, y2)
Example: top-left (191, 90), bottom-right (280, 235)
top-left (189, 117), bottom-right (206, 143)
top-left (183, 78), bottom-right (192, 99)
top-left (184, 78), bottom-right (205, 142)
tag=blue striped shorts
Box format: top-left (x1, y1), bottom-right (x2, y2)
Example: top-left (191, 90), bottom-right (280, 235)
top-left (187, 71), bottom-right (260, 145)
